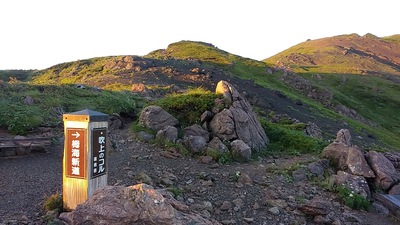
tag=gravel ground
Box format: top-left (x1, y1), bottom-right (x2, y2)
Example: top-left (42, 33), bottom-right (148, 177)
top-left (1, 126), bottom-right (399, 225)
top-left (0, 145), bottom-right (63, 223)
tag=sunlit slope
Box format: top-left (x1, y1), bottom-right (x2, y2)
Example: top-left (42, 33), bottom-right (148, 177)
top-left (264, 33), bottom-right (400, 76)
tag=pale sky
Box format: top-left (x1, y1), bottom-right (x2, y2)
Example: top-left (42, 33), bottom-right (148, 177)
top-left (0, 0), bottom-right (398, 70)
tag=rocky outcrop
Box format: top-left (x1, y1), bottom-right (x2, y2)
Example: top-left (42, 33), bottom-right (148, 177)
top-left (321, 143), bottom-right (375, 178)
top-left (323, 128), bottom-right (400, 206)
top-left (211, 80), bottom-right (269, 152)
top-left (321, 129), bottom-right (375, 178)
top-left (139, 106), bottom-right (179, 131)
top-left (59, 184), bottom-right (220, 225)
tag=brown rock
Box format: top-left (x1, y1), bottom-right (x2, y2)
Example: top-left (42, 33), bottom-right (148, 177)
top-left (238, 172), bottom-right (253, 185)
top-left (366, 151), bottom-right (400, 191)
top-left (199, 156), bottom-right (213, 164)
top-left (321, 143), bottom-right (375, 178)
top-left (335, 129), bottom-right (352, 146)
top-left (220, 201), bottom-right (232, 211)
top-left (59, 184), bottom-right (220, 225)
top-left (139, 106), bottom-right (179, 131)
top-left (299, 197), bottom-right (332, 215)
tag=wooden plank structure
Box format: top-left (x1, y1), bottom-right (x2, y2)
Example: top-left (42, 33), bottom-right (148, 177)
top-left (0, 137), bottom-right (51, 157)
top-left (62, 109), bottom-right (109, 211)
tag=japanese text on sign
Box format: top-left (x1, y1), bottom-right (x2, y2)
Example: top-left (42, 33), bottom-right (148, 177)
top-left (92, 128), bottom-right (107, 178)
top-left (66, 129), bottom-right (86, 179)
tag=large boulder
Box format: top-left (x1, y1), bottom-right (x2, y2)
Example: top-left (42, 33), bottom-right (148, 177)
top-left (139, 106), bottom-right (179, 131)
top-left (211, 80), bottom-right (269, 152)
top-left (321, 143), bottom-right (375, 178)
top-left (59, 184), bottom-right (220, 225)
top-left (366, 151), bottom-right (400, 191)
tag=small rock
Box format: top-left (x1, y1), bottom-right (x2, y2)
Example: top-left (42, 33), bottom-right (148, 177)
top-left (299, 197), bottom-right (332, 215)
top-left (203, 201), bottom-right (213, 212)
top-left (342, 212), bottom-right (363, 223)
top-left (232, 198), bottom-right (245, 209)
top-left (187, 198), bottom-right (195, 204)
top-left (243, 217), bottom-right (255, 223)
top-left (292, 168), bottom-right (308, 182)
top-left (268, 206), bottom-right (280, 215)
top-left (220, 201), bottom-right (232, 211)
top-left (253, 202), bottom-right (260, 210)
top-left (238, 173), bottom-right (253, 185)
top-left (199, 156), bottom-right (213, 164)
top-left (314, 215), bottom-right (331, 224)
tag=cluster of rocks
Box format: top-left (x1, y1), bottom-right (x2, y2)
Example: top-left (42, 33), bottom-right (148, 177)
top-left (322, 129), bottom-right (400, 198)
top-left (280, 128), bottom-right (400, 223)
top-left (137, 80), bottom-right (269, 162)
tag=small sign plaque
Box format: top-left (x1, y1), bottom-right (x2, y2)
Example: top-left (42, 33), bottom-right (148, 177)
top-left (66, 128), bottom-right (86, 179)
top-left (91, 128), bottom-right (107, 178)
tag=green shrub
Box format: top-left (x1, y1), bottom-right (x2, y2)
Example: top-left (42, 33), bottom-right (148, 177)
top-left (260, 118), bottom-right (327, 155)
top-left (0, 83), bottom-right (138, 134)
top-left (0, 101), bottom-right (43, 134)
top-left (336, 185), bottom-right (371, 210)
top-left (205, 148), bottom-right (232, 164)
top-left (43, 193), bottom-right (63, 212)
top-left (154, 87), bottom-right (222, 126)
top-left (167, 187), bottom-right (184, 197)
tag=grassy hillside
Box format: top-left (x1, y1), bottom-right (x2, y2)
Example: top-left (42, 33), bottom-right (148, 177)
top-left (0, 70), bottom-right (37, 82)
top-left (263, 34), bottom-right (400, 149)
top-left (3, 38), bottom-right (400, 150)
top-left (264, 33), bottom-right (400, 76)
top-left (0, 82), bottom-right (139, 134)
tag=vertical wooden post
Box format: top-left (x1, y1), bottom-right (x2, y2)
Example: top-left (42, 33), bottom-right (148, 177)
top-left (62, 109), bottom-right (109, 211)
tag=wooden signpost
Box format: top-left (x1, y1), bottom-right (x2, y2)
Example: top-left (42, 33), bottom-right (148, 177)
top-left (62, 109), bottom-right (109, 210)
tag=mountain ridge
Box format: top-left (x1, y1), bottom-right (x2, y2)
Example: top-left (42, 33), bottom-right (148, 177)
top-left (264, 33), bottom-right (400, 76)
top-left (1, 34), bottom-right (400, 149)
